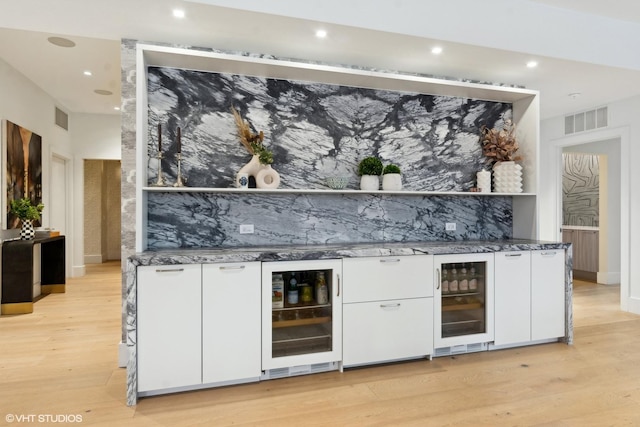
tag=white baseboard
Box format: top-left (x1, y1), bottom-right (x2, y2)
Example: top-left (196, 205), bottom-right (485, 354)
top-left (71, 265), bottom-right (86, 278)
top-left (597, 271), bottom-right (620, 285)
top-left (118, 342), bottom-right (129, 367)
top-left (84, 254), bottom-right (104, 264)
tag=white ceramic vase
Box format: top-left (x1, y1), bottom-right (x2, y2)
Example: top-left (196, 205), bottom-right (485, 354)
top-left (492, 161), bottom-right (523, 193)
top-left (236, 155), bottom-right (280, 189)
top-left (382, 174), bottom-right (402, 191)
top-left (360, 175), bottom-right (380, 191)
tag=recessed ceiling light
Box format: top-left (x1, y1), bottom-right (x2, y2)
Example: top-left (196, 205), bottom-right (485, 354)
top-left (173, 9), bottom-right (185, 18)
top-left (94, 89), bottom-right (113, 96)
top-left (83, 70), bottom-right (92, 76)
top-left (431, 46), bottom-right (443, 55)
top-left (315, 29), bottom-right (327, 38)
top-left (47, 36), bottom-right (75, 48)
top-left (114, 106), bottom-right (121, 111)
top-left (526, 61), bottom-right (538, 68)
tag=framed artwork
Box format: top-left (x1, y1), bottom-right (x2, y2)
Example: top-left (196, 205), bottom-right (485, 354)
top-left (5, 120), bottom-right (42, 228)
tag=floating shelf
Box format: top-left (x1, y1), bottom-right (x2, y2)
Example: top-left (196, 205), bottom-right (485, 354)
top-left (143, 187), bottom-right (535, 197)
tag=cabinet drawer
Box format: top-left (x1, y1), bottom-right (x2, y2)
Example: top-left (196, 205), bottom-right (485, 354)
top-left (342, 255), bottom-right (433, 303)
top-left (343, 298), bottom-right (433, 367)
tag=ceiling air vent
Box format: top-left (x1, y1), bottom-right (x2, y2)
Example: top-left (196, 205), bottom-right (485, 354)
top-left (55, 107), bottom-right (68, 130)
top-left (564, 106), bottom-right (607, 135)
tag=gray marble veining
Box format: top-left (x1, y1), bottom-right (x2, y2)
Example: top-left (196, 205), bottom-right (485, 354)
top-left (147, 192), bottom-right (513, 249)
top-left (147, 67), bottom-right (511, 192)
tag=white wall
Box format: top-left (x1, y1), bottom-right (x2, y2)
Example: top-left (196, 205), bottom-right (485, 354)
top-left (1, 57), bottom-right (121, 277)
top-left (540, 96), bottom-right (639, 313)
top-left (70, 113), bottom-right (121, 276)
top-left (0, 58), bottom-right (72, 230)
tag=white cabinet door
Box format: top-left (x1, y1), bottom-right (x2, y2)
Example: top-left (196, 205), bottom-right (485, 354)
top-left (137, 264), bottom-right (202, 392)
top-left (343, 255), bottom-right (433, 303)
top-left (202, 262), bottom-right (261, 384)
top-left (531, 250), bottom-right (566, 341)
top-left (343, 298), bottom-right (433, 367)
top-left (494, 251), bottom-right (531, 346)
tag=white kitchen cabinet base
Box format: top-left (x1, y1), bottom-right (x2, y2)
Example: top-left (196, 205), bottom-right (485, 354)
top-left (343, 298), bottom-right (433, 367)
top-left (261, 361), bottom-right (339, 380)
top-left (488, 337), bottom-right (559, 351)
top-left (138, 376), bottom-right (261, 398)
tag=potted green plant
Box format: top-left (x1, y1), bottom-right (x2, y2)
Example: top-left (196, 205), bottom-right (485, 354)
top-left (10, 198), bottom-right (44, 240)
top-left (382, 164), bottom-right (402, 191)
top-left (358, 156), bottom-right (383, 191)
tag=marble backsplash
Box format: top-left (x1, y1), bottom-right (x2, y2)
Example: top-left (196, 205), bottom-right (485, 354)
top-left (147, 67), bottom-right (512, 191)
top-left (145, 66), bottom-right (513, 249)
top-left (147, 192), bottom-right (512, 249)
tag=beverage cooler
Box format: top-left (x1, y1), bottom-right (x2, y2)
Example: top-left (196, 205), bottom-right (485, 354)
top-left (261, 259), bottom-right (342, 377)
top-left (434, 253), bottom-right (494, 351)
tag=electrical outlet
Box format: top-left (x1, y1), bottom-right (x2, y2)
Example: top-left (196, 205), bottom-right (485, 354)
top-left (445, 222), bottom-right (456, 231)
top-left (239, 224), bottom-right (254, 234)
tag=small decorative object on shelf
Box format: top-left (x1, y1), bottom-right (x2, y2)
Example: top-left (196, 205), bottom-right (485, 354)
top-left (480, 120), bottom-right (523, 193)
top-left (476, 169), bottom-right (491, 193)
top-left (232, 106), bottom-right (280, 189)
top-left (174, 126), bottom-right (186, 187)
top-left (325, 176), bottom-right (349, 190)
top-left (153, 123), bottom-right (166, 187)
top-left (10, 198), bottom-right (44, 240)
top-left (382, 164), bottom-right (402, 191)
top-left (358, 156), bottom-right (383, 191)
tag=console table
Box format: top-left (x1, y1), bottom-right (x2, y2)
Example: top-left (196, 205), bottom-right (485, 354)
top-left (1, 236), bottom-right (66, 315)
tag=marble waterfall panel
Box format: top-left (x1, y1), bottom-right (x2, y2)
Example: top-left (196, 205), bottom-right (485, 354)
top-left (147, 67), bottom-right (512, 191)
top-left (147, 192), bottom-right (512, 249)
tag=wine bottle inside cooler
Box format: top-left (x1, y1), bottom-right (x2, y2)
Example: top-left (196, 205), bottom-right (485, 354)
top-left (441, 266), bottom-right (450, 294)
top-left (459, 263), bottom-right (469, 292)
top-left (449, 264), bottom-right (459, 293)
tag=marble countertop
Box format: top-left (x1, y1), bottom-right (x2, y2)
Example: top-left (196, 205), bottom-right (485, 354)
top-left (129, 239), bottom-right (570, 266)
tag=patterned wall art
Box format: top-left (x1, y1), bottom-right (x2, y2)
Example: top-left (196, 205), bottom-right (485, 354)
top-left (4, 120), bottom-right (43, 228)
top-left (562, 153), bottom-right (599, 226)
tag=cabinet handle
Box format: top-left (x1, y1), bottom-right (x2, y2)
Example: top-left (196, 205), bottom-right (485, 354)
top-left (155, 268), bottom-right (185, 273)
top-left (436, 268), bottom-right (441, 290)
top-left (337, 273), bottom-right (340, 297)
top-left (219, 265), bottom-right (245, 271)
top-left (380, 303), bottom-right (401, 308)
top-left (505, 253), bottom-right (522, 258)
top-left (541, 251), bottom-right (557, 257)
top-left (380, 258), bottom-right (401, 263)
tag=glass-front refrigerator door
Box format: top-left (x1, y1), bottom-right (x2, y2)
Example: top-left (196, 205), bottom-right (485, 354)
top-left (434, 253), bottom-right (494, 348)
top-left (262, 259), bottom-right (342, 371)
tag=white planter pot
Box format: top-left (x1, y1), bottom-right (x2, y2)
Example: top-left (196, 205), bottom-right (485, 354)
top-left (382, 174), bottom-right (402, 191)
top-left (360, 175), bottom-right (380, 191)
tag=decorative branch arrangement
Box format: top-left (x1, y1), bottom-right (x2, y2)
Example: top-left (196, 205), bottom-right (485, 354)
top-left (480, 120), bottom-right (522, 162)
top-left (231, 106), bottom-right (273, 165)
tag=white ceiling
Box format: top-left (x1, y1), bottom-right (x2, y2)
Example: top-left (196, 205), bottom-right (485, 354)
top-left (1, 0), bottom-right (640, 119)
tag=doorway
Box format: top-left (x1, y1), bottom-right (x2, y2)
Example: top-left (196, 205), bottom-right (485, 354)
top-left (83, 159), bottom-right (121, 263)
top-left (555, 133), bottom-right (627, 311)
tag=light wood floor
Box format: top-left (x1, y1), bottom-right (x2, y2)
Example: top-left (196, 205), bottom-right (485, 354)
top-left (2, 264), bottom-right (640, 426)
